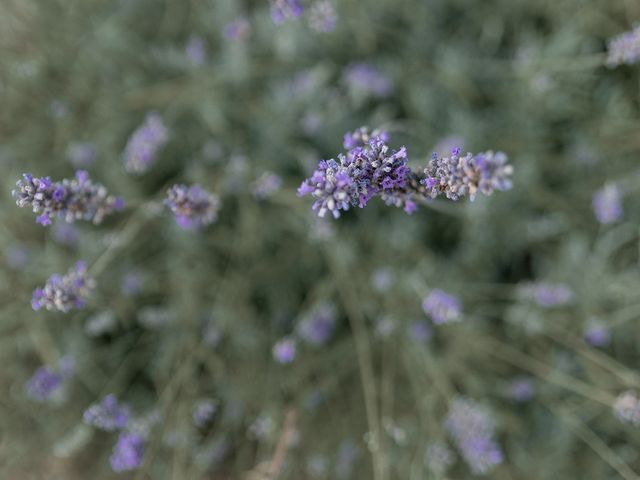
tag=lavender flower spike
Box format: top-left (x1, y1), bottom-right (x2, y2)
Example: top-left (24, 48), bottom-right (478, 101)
top-left (123, 112), bottom-right (169, 174)
top-left (271, 0), bottom-right (304, 24)
top-left (83, 394), bottom-right (130, 431)
top-left (32, 261), bottom-right (95, 312)
top-left (613, 390), bottom-right (640, 426)
top-left (422, 289), bottom-right (462, 325)
top-left (444, 397), bottom-right (503, 475)
top-left (164, 184), bottom-right (220, 229)
top-left (25, 357), bottom-right (74, 402)
top-left (12, 171), bottom-right (124, 226)
top-left (606, 26), bottom-right (640, 67)
top-left (110, 432), bottom-right (145, 472)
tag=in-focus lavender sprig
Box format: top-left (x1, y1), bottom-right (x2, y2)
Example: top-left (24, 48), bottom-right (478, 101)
top-left (32, 261), bottom-right (95, 312)
top-left (299, 127), bottom-right (512, 219)
top-left (123, 112), bottom-right (169, 174)
top-left (606, 26), bottom-right (640, 67)
top-left (444, 397), bottom-right (503, 475)
top-left (164, 184), bottom-right (220, 229)
top-left (12, 171), bottom-right (124, 226)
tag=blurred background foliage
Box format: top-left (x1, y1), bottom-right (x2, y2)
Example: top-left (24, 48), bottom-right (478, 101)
top-left (1, 0), bottom-right (640, 478)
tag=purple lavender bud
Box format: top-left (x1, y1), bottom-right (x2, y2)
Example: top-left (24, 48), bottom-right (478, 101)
top-left (32, 261), bottom-right (95, 312)
top-left (506, 377), bottom-right (535, 402)
top-left (12, 171), bottom-right (123, 226)
top-left (444, 397), bottom-right (503, 475)
top-left (192, 399), bottom-right (218, 427)
top-left (583, 322), bottom-right (611, 348)
top-left (613, 391), bottom-right (640, 426)
top-left (6, 245), bottom-right (29, 270)
top-left (344, 63), bottom-right (394, 98)
top-left (66, 142), bottom-right (96, 167)
top-left (224, 17), bottom-right (251, 41)
top-left (164, 184), bottom-right (220, 229)
top-left (122, 112), bottom-right (169, 174)
top-left (308, 1), bottom-right (337, 33)
top-left (422, 289), bottom-right (462, 325)
top-left (110, 432), bottom-right (145, 472)
top-left (83, 394), bottom-right (130, 431)
top-left (422, 150), bottom-right (513, 201)
top-left (592, 183), bottom-right (623, 224)
top-left (271, 0), bottom-right (304, 24)
top-left (407, 320), bottom-right (432, 342)
top-left (425, 442), bottom-right (455, 475)
top-left (297, 303), bottom-right (336, 345)
top-left (523, 282), bottom-right (574, 308)
top-left (273, 338), bottom-right (296, 364)
top-left (606, 26), bottom-right (640, 67)
top-left (25, 356), bottom-right (74, 402)
top-left (186, 35), bottom-right (207, 67)
top-left (251, 172), bottom-right (283, 200)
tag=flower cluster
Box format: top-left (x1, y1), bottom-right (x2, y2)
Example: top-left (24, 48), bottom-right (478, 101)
top-left (251, 172), bottom-right (283, 200)
top-left (31, 261), bottom-right (95, 312)
top-left (122, 112), bottom-right (169, 174)
top-left (592, 183), bottom-right (623, 224)
top-left (83, 394), bottom-right (131, 431)
top-left (164, 184), bottom-right (220, 229)
top-left (12, 171), bottom-right (123, 226)
top-left (606, 26), bottom-right (640, 67)
top-left (422, 289), bottom-right (462, 325)
top-left (613, 391), bottom-right (640, 426)
top-left (444, 397), bottom-right (504, 475)
top-left (270, 0), bottom-right (304, 24)
top-left (299, 128), bottom-right (512, 218)
top-left (111, 432), bottom-right (145, 472)
top-left (297, 303), bottom-right (336, 345)
top-left (308, 1), bottom-right (337, 33)
top-left (273, 337), bottom-right (297, 363)
top-left (25, 356), bottom-right (75, 402)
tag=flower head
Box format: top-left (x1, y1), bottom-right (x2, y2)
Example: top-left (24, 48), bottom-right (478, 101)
top-left (308, 1), bottom-right (337, 33)
top-left (607, 26), bottom-right (640, 67)
top-left (271, 0), bottom-right (304, 24)
top-left (584, 322), bottom-right (611, 348)
top-left (32, 261), bottom-right (95, 312)
top-left (614, 391), bottom-right (640, 426)
top-left (83, 394), bottom-right (130, 431)
top-left (592, 183), bottom-right (623, 224)
top-left (164, 184), bottom-right (220, 229)
top-left (422, 289), bottom-right (462, 325)
top-left (444, 397), bottom-right (503, 475)
top-left (123, 112), bottom-right (169, 174)
top-left (25, 356), bottom-right (74, 402)
top-left (273, 338), bottom-right (296, 363)
top-left (506, 377), bottom-right (535, 402)
top-left (110, 432), bottom-right (145, 472)
top-left (251, 172), bottom-right (283, 200)
top-left (12, 171), bottom-right (123, 226)
top-left (297, 303), bottom-right (336, 345)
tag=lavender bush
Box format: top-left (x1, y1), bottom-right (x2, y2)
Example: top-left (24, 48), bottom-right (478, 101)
top-left (2, 0), bottom-right (640, 479)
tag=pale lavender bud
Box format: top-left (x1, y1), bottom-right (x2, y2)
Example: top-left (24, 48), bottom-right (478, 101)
top-left (297, 303), bottom-right (336, 345)
top-left (592, 183), bottom-right (623, 224)
top-left (407, 320), bottom-right (432, 342)
top-left (251, 172), bottom-right (283, 200)
top-left (110, 433), bottom-right (144, 472)
top-left (308, 1), bottom-right (337, 33)
top-left (83, 394), bottom-right (130, 431)
top-left (613, 391), bottom-right (640, 426)
top-left (506, 377), bottom-right (535, 402)
top-left (193, 399), bottom-right (218, 427)
top-left (271, 0), bottom-right (304, 24)
top-left (273, 338), bottom-right (296, 364)
top-left (32, 261), bottom-right (95, 312)
top-left (25, 356), bottom-right (74, 402)
top-left (123, 112), bottom-right (169, 174)
top-left (186, 35), bottom-right (207, 67)
top-left (422, 289), bottom-right (462, 325)
top-left (344, 63), bottom-right (393, 98)
top-left (224, 17), bottom-right (251, 41)
top-left (164, 184), bottom-right (220, 229)
top-left (522, 282), bottom-right (574, 308)
top-left (584, 321), bottom-right (611, 348)
top-left (607, 26), bottom-right (640, 67)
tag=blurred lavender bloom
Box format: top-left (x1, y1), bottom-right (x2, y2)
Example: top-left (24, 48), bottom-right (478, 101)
top-left (52, 223), bottom-right (80, 248)
top-left (186, 35), bottom-right (207, 67)
top-left (251, 172), bottom-right (283, 200)
top-left (273, 338), bottom-right (296, 363)
top-left (422, 149), bottom-right (513, 201)
top-left (110, 432), bottom-right (144, 472)
top-left (137, 306), bottom-right (175, 329)
top-left (83, 394), bottom-right (130, 431)
top-left (308, 1), bottom-right (337, 33)
top-left (523, 282), bottom-right (574, 308)
top-left (444, 397), bottom-right (503, 475)
top-left (592, 183), bottom-right (622, 224)
top-left (583, 321), bottom-right (611, 348)
top-left (297, 303), bottom-right (336, 345)
top-left (32, 261), bottom-right (95, 312)
top-left (6, 245), bottom-right (29, 270)
top-left (66, 142), bottom-right (96, 167)
top-left (12, 171), bottom-right (123, 226)
top-left (224, 17), bottom-right (251, 41)
top-left (613, 391), bottom-right (640, 426)
top-left (25, 356), bottom-right (74, 402)
top-left (425, 442), bottom-right (455, 475)
top-left (193, 399), bottom-right (218, 427)
top-left (407, 320), bottom-right (432, 342)
top-left (375, 316), bottom-right (397, 338)
top-left (121, 271), bottom-right (144, 297)
top-left (370, 267), bottom-right (394, 292)
top-left (506, 377), bottom-right (535, 402)
top-left (422, 289), bottom-right (462, 325)
top-left (122, 112), bottom-right (169, 174)
top-left (85, 311), bottom-right (117, 337)
top-left (165, 184), bottom-right (220, 229)
top-left (344, 63), bottom-right (394, 98)
top-left (271, 0), bottom-right (304, 24)
top-left (606, 26), bottom-right (640, 67)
